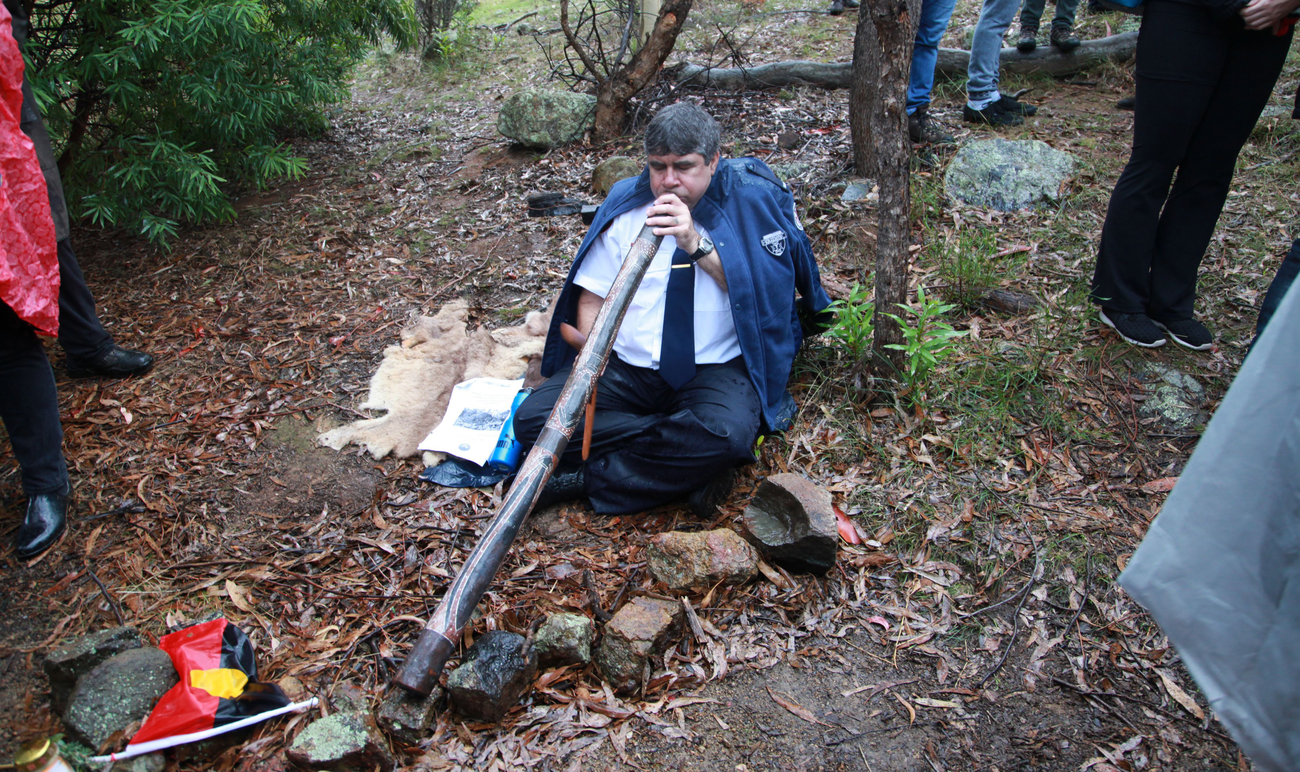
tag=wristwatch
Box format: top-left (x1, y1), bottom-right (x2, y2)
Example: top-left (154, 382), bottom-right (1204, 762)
top-left (689, 235), bottom-right (715, 262)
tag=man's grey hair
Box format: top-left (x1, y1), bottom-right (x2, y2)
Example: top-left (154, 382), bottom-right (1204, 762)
top-left (644, 103), bottom-right (721, 160)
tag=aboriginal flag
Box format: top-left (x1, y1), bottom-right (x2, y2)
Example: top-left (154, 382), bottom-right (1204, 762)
top-left (131, 618), bottom-right (291, 745)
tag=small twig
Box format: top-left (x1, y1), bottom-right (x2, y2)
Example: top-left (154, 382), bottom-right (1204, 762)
top-left (87, 567), bottom-right (126, 626)
top-left (582, 569), bottom-right (612, 622)
top-left (81, 500), bottom-right (146, 522)
top-left (977, 531), bottom-right (1040, 689)
top-left (1050, 677), bottom-right (1234, 742)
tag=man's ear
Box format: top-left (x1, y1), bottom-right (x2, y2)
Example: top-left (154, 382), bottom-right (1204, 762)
top-left (709, 153), bottom-right (720, 173)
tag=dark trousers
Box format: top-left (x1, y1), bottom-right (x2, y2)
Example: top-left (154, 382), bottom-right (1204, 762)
top-left (1256, 238), bottom-right (1300, 337)
top-left (1020, 0), bottom-right (1079, 32)
top-left (0, 301), bottom-right (67, 495)
top-left (56, 239), bottom-right (114, 365)
top-left (514, 355), bottom-right (761, 515)
top-left (1091, 0), bottom-right (1292, 322)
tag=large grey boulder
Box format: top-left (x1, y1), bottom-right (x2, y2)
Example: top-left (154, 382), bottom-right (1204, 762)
top-left (447, 631), bottom-right (538, 722)
top-left (944, 139), bottom-right (1076, 211)
top-left (44, 626), bottom-right (144, 715)
top-left (497, 89), bottom-right (597, 149)
top-left (647, 529), bottom-right (759, 591)
top-left (740, 474), bottom-right (838, 575)
top-left (288, 711), bottom-right (394, 772)
top-left (64, 648), bottom-right (178, 750)
top-left (595, 597), bottom-right (683, 691)
top-left (1135, 362), bottom-right (1207, 433)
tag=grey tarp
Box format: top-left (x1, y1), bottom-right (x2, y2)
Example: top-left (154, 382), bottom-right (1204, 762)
top-left (1120, 281), bottom-right (1300, 772)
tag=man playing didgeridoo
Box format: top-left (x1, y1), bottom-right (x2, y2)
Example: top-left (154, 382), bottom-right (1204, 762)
top-left (514, 102), bottom-right (831, 517)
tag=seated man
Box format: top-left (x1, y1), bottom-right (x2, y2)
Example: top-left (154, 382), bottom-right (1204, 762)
top-left (514, 103), bottom-right (831, 516)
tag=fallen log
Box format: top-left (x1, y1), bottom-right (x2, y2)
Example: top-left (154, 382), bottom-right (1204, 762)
top-left (672, 31), bottom-right (1137, 90)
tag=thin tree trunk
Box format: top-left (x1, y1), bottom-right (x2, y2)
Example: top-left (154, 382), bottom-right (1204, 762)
top-left (849, 0), bottom-right (919, 378)
top-left (592, 0), bottom-right (691, 141)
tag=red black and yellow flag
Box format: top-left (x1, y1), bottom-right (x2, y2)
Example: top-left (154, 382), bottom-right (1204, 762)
top-left (131, 618), bottom-right (292, 745)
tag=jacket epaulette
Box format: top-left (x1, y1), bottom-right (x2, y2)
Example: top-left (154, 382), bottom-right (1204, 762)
top-left (740, 158), bottom-right (788, 191)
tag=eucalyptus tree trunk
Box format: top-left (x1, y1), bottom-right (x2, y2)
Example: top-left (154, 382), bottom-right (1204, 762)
top-left (849, 0), bottom-right (920, 377)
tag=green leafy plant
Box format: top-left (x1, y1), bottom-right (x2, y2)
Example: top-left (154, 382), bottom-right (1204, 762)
top-left (822, 282), bottom-right (875, 361)
top-left (883, 287), bottom-right (967, 402)
top-left (25, 0), bottom-right (417, 246)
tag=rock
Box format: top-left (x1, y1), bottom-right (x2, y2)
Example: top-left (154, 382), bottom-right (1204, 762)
top-left (740, 473), bottom-right (838, 575)
top-left (108, 753), bottom-right (165, 772)
top-left (841, 180), bottom-right (878, 203)
top-left (330, 681), bottom-right (370, 714)
top-left (497, 89), bottom-right (597, 149)
top-left (1134, 363), bottom-right (1207, 433)
top-left (980, 289), bottom-right (1039, 315)
top-left (591, 156), bottom-right (642, 197)
top-left (287, 711), bottom-right (394, 772)
top-left (515, 22), bottom-right (535, 35)
top-left (943, 139), bottom-right (1076, 211)
top-left (375, 686), bottom-right (442, 747)
top-left (446, 631), bottom-right (538, 722)
top-left (646, 529), bottom-right (759, 591)
top-left (44, 626), bottom-right (144, 715)
top-left (770, 161), bottom-right (814, 182)
top-left (595, 597), bottom-right (683, 691)
top-left (533, 613), bottom-right (595, 668)
top-left (63, 648), bottom-right (178, 750)
top-left (777, 131), bottom-right (801, 149)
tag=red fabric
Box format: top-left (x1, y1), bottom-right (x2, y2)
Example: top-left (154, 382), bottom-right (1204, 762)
top-left (131, 618), bottom-right (224, 743)
top-left (0, 6), bottom-right (57, 335)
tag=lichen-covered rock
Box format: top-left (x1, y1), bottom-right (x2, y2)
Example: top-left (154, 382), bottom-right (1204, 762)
top-left (944, 139), bottom-right (1076, 211)
top-left (595, 597), bottom-right (683, 691)
top-left (497, 89), bottom-right (597, 149)
top-left (740, 473), bottom-right (838, 575)
top-left (44, 626), bottom-right (144, 715)
top-left (375, 686), bottom-right (442, 747)
top-left (447, 631), bottom-right (538, 722)
top-left (591, 156), bottom-right (641, 197)
top-left (1134, 362), bottom-right (1207, 433)
top-left (647, 529), bottom-right (759, 591)
top-left (287, 711), bottom-right (394, 772)
top-left (108, 752), bottom-right (165, 772)
top-left (841, 180), bottom-right (878, 203)
top-left (63, 648), bottom-right (178, 750)
top-left (533, 613), bottom-right (595, 668)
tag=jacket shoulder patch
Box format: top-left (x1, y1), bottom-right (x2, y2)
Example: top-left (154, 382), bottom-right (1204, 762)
top-left (761, 230), bottom-right (787, 256)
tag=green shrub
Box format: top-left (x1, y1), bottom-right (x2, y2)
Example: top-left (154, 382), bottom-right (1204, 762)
top-left (25, 0), bottom-right (417, 246)
top-left (822, 282), bottom-right (875, 361)
top-left (883, 287), bottom-right (966, 403)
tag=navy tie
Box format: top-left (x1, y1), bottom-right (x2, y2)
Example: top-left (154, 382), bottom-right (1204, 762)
top-left (659, 247), bottom-right (696, 390)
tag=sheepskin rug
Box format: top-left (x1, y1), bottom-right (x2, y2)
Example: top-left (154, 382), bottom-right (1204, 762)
top-left (318, 299), bottom-right (551, 461)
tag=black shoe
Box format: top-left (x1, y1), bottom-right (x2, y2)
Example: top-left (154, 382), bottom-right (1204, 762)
top-left (995, 94), bottom-right (1037, 116)
top-left (1017, 26), bottom-right (1038, 53)
top-left (828, 0), bottom-right (845, 14)
top-left (67, 346), bottom-right (155, 378)
top-left (1154, 318), bottom-right (1214, 351)
top-left (534, 463), bottom-right (586, 509)
top-left (907, 107), bottom-right (955, 145)
top-left (963, 101), bottom-right (1025, 127)
top-left (1116, 96), bottom-right (1135, 111)
top-left (1100, 309), bottom-right (1166, 348)
top-left (16, 490), bottom-right (68, 558)
top-left (687, 468), bottom-right (736, 518)
top-left (1050, 26), bottom-right (1081, 53)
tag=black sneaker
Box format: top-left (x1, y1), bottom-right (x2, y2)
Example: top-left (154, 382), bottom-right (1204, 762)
top-left (963, 101), bottom-right (1025, 127)
top-left (1017, 26), bottom-right (1038, 53)
top-left (996, 94), bottom-right (1037, 116)
top-left (1116, 96), bottom-right (1135, 111)
top-left (828, 0), bottom-right (844, 14)
top-left (1100, 309), bottom-right (1166, 348)
top-left (1154, 318), bottom-right (1214, 351)
top-left (908, 107), bottom-right (955, 145)
top-left (1050, 26), bottom-right (1081, 53)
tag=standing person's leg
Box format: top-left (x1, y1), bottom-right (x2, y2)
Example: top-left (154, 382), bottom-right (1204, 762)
top-left (0, 301), bottom-right (69, 557)
top-left (1090, 0), bottom-right (1226, 330)
top-left (583, 358), bottom-right (760, 516)
top-left (965, 0), bottom-right (1034, 122)
top-left (55, 239), bottom-right (114, 365)
top-left (1049, 0), bottom-right (1082, 50)
top-left (907, 0), bottom-right (959, 116)
top-left (1145, 24), bottom-right (1292, 329)
top-left (1019, 0), bottom-right (1048, 51)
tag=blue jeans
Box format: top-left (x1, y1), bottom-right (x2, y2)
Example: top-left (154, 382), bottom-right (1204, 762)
top-left (967, 0), bottom-right (1023, 103)
top-left (907, 0), bottom-right (958, 114)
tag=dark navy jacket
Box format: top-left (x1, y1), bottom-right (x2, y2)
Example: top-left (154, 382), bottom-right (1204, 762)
top-left (540, 157), bottom-right (832, 432)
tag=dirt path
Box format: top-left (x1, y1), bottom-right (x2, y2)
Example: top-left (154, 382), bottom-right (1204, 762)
top-left (5, 1), bottom-right (1297, 769)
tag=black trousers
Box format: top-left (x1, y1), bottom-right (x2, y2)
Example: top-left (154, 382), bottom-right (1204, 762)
top-left (56, 238), bottom-right (114, 365)
top-left (0, 300), bottom-right (67, 496)
top-left (514, 355), bottom-right (761, 515)
top-left (1091, 0), bottom-right (1292, 322)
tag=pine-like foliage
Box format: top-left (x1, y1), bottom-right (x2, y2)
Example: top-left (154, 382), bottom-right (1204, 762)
top-left (24, 0), bottom-right (416, 245)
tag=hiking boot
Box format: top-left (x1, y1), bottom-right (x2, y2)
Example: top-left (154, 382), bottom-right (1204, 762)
top-left (996, 93), bottom-right (1037, 116)
top-left (687, 468), bottom-right (736, 518)
top-left (1017, 25), bottom-right (1038, 53)
top-left (1116, 96), bottom-right (1135, 111)
top-left (908, 107), bottom-right (955, 145)
top-left (534, 463), bottom-right (586, 508)
top-left (1154, 318), bottom-right (1214, 351)
top-left (1099, 309), bottom-right (1166, 348)
top-left (829, 0), bottom-right (845, 15)
top-left (67, 345), bottom-right (154, 378)
top-left (1050, 26), bottom-right (1081, 53)
top-left (963, 101), bottom-right (1025, 127)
